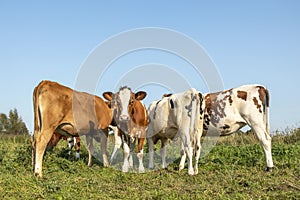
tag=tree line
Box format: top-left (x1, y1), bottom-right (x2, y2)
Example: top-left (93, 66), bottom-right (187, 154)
top-left (0, 108), bottom-right (29, 135)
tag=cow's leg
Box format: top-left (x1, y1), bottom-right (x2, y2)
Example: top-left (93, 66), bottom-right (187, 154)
top-left (160, 138), bottom-right (168, 169)
top-left (67, 137), bottom-right (74, 157)
top-left (122, 142), bottom-right (130, 172)
top-left (74, 137), bottom-right (80, 159)
top-left (100, 129), bottom-right (109, 167)
top-left (137, 137), bottom-right (145, 173)
top-left (148, 137), bottom-right (155, 169)
top-left (185, 144), bottom-right (194, 175)
top-left (33, 129), bottom-right (53, 178)
top-left (129, 151), bottom-right (134, 169)
top-left (179, 141), bottom-right (186, 171)
top-left (128, 137), bottom-right (135, 169)
top-left (110, 127), bottom-right (121, 164)
top-left (251, 125), bottom-right (274, 171)
top-left (193, 131), bottom-right (202, 175)
top-left (86, 135), bottom-right (94, 167)
top-left (180, 129), bottom-right (194, 175)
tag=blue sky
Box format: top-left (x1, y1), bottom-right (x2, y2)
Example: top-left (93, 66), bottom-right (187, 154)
top-left (0, 1), bottom-right (299, 133)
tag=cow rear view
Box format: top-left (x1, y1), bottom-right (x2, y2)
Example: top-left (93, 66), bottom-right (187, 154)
top-left (147, 88), bottom-right (205, 175)
top-left (32, 80), bottom-right (113, 178)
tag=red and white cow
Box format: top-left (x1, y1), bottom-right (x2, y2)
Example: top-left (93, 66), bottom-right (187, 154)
top-left (180, 84), bottom-right (274, 171)
top-left (103, 86), bottom-right (148, 173)
top-left (147, 88), bottom-right (205, 175)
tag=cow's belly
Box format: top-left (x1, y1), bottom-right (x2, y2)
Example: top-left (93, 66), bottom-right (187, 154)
top-left (149, 126), bottom-right (178, 139)
top-left (207, 115), bottom-right (247, 136)
top-left (161, 127), bottom-right (178, 140)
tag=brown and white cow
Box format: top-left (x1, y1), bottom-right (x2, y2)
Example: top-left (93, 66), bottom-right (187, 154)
top-left (147, 88), bottom-right (205, 175)
top-left (103, 86), bottom-right (148, 173)
top-left (32, 80), bottom-right (113, 177)
top-left (47, 132), bottom-right (81, 159)
top-left (179, 84), bottom-right (274, 171)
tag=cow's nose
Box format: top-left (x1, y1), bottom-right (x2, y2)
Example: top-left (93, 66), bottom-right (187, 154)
top-left (119, 115), bottom-right (130, 121)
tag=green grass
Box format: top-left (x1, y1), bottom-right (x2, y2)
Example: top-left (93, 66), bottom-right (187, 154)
top-left (0, 130), bottom-right (299, 199)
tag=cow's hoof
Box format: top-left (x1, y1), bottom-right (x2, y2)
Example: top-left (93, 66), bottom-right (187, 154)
top-left (139, 167), bottom-right (145, 173)
top-left (122, 167), bottom-right (129, 173)
top-left (188, 169), bottom-right (195, 175)
top-left (266, 167), bottom-right (274, 172)
top-left (178, 165), bottom-right (184, 171)
top-left (34, 172), bottom-right (43, 179)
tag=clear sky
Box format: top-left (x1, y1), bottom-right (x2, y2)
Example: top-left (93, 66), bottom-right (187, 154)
top-left (0, 1), bottom-right (299, 133)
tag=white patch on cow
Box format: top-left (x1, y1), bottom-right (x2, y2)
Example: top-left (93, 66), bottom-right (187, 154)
top-left (119, 88), bottom-right (131, 120)
top-left (67, 137), bottom-right (74, 149)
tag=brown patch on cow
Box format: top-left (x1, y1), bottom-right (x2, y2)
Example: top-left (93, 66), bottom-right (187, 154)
top-left (205, 92), bottom-right (228, 126)
top-left (48, 132), bottom-right (62, 147)
top-left (228, 96), bottom-right (233, 105)
top-left (237, 90), bottom-right (247, 101)
top-left (163, 93), bottom-right (172, 98)
top-left (253, 97), bottom-right (262, 113)
top-left (257, 86), bottom-right (270, 108)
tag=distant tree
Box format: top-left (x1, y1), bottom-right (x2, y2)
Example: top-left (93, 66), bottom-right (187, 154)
top-left (0, 113), bottom-right (9, 133)
top-left (0, 108), bottom-right (29, 135)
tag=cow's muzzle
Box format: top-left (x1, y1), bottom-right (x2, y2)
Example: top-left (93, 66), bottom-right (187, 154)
top-left (119, 115), bottom-right (130, 121)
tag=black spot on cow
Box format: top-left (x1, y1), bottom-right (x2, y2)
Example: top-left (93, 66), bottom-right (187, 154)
top-left (198, 93), bottom-right (204, 115)
top-left (221, 124), bottom-right (230, 130)
top-left (153, 100), bottom-right (161, 119)
top-left (170, 99), bottom-right (175, 109)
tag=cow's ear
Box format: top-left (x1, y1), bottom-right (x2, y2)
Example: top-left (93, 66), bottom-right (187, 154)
top-left (103, 92), bottom-right (113, 101)
top-left (135, 91), bottom-right (147, 100)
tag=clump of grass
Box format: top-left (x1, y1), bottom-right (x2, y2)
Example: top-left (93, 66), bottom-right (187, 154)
top-left (273, 127), bottom-right (300, 144)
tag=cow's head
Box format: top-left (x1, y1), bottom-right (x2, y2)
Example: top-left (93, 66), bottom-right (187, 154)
top-left (103, 86), bottom-right (147, 122)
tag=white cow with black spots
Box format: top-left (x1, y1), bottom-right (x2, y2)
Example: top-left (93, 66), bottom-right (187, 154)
top-left (147, 88), bottom-right (205, 175)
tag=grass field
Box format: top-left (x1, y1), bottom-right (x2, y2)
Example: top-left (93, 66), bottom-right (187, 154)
top-left (0, 129), bottom-right (299, 199)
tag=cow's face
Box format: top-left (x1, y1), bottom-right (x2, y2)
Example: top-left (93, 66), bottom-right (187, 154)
top-left (103, 87), bottom-right (147, 122)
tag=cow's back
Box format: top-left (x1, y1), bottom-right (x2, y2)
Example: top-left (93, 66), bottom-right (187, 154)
top-left (34, 80), bottom-right (112, 135)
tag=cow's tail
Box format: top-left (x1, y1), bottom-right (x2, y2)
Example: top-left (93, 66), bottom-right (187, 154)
top-left (194, 90), bottom-right (204, 142)
top-left (33, 83), bottom-right (41, 137)
top-left (190, 89), bottom-right (202, 144)
top-left (264, 88), bottom-right (270, 135)
top-left (32, 82), bottom-right (39, 169)
top-left (32, 81), bottom-right (46, 150)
